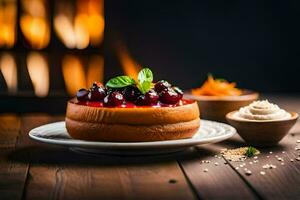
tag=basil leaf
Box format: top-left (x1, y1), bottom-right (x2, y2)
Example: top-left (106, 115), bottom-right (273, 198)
top-left (106, 76), bottom-right (135, 88)
top-left (138, 68), bottom-right (153, 84)
top-left (136, 68), bottom-right (153, 94)
top-left (137, 81), bottom-right (152, 94)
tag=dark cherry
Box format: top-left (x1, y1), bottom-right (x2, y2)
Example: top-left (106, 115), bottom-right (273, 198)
top-left (145, 89), bottom-right (159, 104)
top-left (159, 88), bottom-right (180, 104)
top-left (136, 89), bottom-right (159, 105)
top-left (103, 91), bottom-right (124, 107)
top-left (154, 80), bottom-right (171, 93)
top-left (135, 95), bottom-right (147, 105)
top-left (76, 88), bottom-right (89, 101)
top-left (123, 86), bottom-right (141, 102)
top-left (88, 85), bottom-right (106, 101)
top-left (173, 86), bottom-right (183, 99)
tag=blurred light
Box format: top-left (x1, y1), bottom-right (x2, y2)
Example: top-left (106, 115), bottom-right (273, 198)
top-left (0, 0), bottom-right (17, 48)
top-left (74, 14), bottom-right (90, 49)
top-left (54, 0), bottom-right (104, 49)
top-left (62, 55), bottom-right (86, 95)
top-left (27, 52), bottom-right (49, 97)
top-left (54, 15), bottom-right (76, 48)
top-left (0, 53), bottom-right (17, 93)
top-left (20, 0), bottom-right (50, 49)
top-left (116, 43), bottom-right (141, 80)
top-left (87, 55), bottom-right (104, 86)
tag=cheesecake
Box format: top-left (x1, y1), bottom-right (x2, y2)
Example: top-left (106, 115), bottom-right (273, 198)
top-left (65, 68), bottom-right (200, 142)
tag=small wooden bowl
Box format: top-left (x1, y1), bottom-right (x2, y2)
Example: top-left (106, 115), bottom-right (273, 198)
top-left (226, 111), bottom-right (298, 146)
top-left (185, 90), bottom-right (259, 122)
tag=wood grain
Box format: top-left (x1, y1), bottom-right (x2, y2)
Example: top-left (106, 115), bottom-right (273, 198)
top-left (0, 114), bottom-right (20, 148)
top-left (0, 114), bottom-right (28, 200)
top-left (224, 130), bottom-right (300, 200)
top-left (178, 147), bottom-right (258, 200)
top-left (17, 114), bottom-right (196, 200)
top-left (25, 161), bottom-right (196, 200)
top-left (1, 95), bottom-right (300, 200)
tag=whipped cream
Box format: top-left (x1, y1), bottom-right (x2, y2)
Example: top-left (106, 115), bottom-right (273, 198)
top-left (235, 100), bottom-right (291, 121)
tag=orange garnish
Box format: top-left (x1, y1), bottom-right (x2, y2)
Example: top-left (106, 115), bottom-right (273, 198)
top-left (192, 75), bottom-right (242, 96)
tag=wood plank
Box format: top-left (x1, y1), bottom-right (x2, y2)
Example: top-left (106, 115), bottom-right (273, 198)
top-left (0, 114), bottom-right (20, 131)
top-left (0, 114), bottom-right (28, 200)
top-left (0, 150), bottom-right (29, 200)
top-left (178, 146), bottom-right (258, 200)
top-left (18, 114), bottom-right (196, 200)
top-left (25, 160), bottom-right (195, 200)
top-left (217, 96), bottom-right (300, 200)
top-left (223, 128), bottom-right (300, 200)
top-left (0, 114), bottom-right (20, 148)
top-left (18, 114), bottom-right (64, 148)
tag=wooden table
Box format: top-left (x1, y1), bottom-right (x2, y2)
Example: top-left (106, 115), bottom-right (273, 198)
top-left (1, 95), bottom-right (300, 200)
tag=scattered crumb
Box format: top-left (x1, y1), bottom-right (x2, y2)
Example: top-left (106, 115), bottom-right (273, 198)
top-left (281, 162), bottom-right (285, 165)
top-left (214, 162), bottom-right (219, 166)
top-left (269, 151), bottom-right (273, 154)
top-left (297, 140), bottom-right (300, 143)
top-left (262, 164), bottom-right (277, 169)
top-left (277, 157), bottom-right (284, 162)
top-left (296, 157), bottom-right (300, 161)
top-left (290, 159), bottom-right (294, 162)
top-left (245, 170), bottom-right (252, 176)
top-left (220, 147), bottom-right (260, 162)
top-left (203, 168), bottom-right (208, 172)
top-left (260, 171), bottom-right (266, 175)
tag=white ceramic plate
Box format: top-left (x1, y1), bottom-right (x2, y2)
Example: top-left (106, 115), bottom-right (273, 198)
top-left (29, 120), bottom-right (236, 155)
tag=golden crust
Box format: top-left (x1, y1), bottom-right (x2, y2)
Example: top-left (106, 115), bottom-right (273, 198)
top-left (65, 117), bottom-right (200, 142)
top-left (65, 100), bottom-right (200, 142)
top-left (66, 101), bottom-right (200, 125)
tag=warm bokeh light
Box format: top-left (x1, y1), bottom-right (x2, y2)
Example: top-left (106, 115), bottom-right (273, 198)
top-left (27, 52), bottom-right (49, 97)
top-left (62, 55), bottom-right (86, 95)
top-left (116, 44), bottom-right (141, 80)
top-left (0, 0), bottom-right (17, 48)
top-left (74, 14), bottom-right (90, 49)
top-left (0, 53), bottom-right (17, 93)
top-left (54, 0), bottom-right (104, 49)
top-left (87, 55), bottom-right (104, 86)
top-left (20, 0), bottom-right (50, 49)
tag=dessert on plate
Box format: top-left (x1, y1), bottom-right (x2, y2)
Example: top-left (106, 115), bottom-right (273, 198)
top-left (66, 68), bottom-right (200, 142)
top-left (226, 100), bottom-right (298, 146)
top-left (185, 75), bottom-right (259, 122)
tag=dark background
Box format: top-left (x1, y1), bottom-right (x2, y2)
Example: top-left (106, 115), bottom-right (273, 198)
top-left (1, 0), bottom-right (300, 113)
top-left (105, 0), bottom-right (300, 92)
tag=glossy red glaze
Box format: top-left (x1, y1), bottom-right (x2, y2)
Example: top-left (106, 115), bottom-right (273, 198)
top-left (73, 99), bottom-right (194, 108)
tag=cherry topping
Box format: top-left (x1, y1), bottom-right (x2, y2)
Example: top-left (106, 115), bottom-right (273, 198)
top-left (136, 95), bottom-right (148, 105)
top-left (103, 91), bottom-right (124, 107)
top-left (145, 89), bottom-right (159, 104)
top-left (159, 88), bottom-right (181, 104)
top-left (76, 88), bottom-right (89, 101)
top-left (88, 84), bottom-right (106, 101)
top-left (123, 86), bottom-right (141, 102)
top-left (136, 89), bottom-right (159, 105)
top-left (173, 86), bottom-right (183, 99)
top-left (154, 80), bottom-right (171, 93)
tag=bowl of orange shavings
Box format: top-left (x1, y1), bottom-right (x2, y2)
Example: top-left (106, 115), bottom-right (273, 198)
top-left (185, 75), bottom-right (259, 122)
